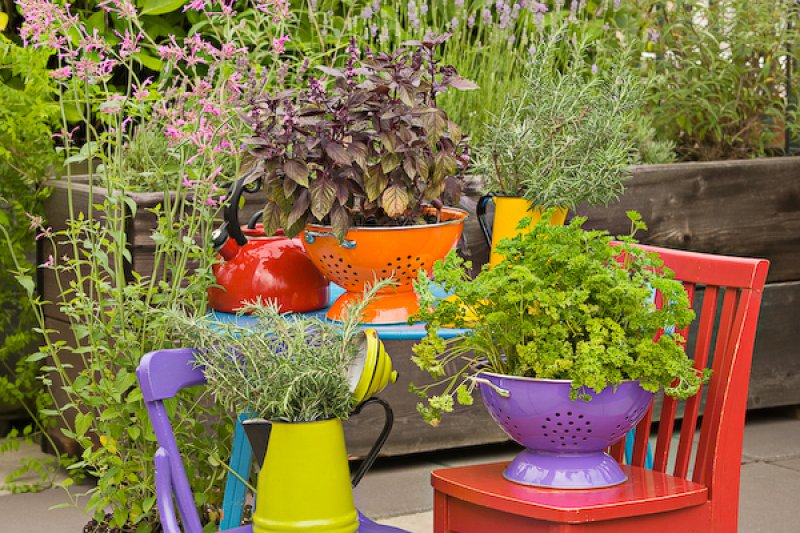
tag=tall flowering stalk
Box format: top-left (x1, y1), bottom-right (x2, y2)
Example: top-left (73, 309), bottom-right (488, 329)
top-left (300, 0), bottom-right (634, 143)
top-left (10, 0), bottom-right (288, 529)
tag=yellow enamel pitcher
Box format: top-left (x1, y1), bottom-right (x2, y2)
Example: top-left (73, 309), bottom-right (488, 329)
top-left (476, 194), bottom-right (568, 266)
top-left (250, 329), bottom-right (396, 533)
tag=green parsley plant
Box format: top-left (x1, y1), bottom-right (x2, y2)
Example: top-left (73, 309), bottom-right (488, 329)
top-left (411, 211), bottom-right (706, 425)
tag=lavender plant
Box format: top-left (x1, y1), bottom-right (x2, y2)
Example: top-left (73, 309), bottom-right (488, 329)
top-left (248, 34), bottom-right (475, 241)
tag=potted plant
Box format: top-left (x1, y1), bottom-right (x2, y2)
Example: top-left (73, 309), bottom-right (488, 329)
top-left (473, 28), bottom-right (646, 266)
top-left (170, 282), bottom-right (397, 533)
top-left (410, 212), bottom-right (706, 489)
top-left (247, 35), bottom-right (477, 324)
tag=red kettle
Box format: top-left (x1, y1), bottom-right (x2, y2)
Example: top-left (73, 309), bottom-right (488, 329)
top-left (208, 177), bottom-right (329, 314)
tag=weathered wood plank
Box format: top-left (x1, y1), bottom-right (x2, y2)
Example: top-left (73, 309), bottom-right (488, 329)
top-left (577, 157), bottom-right (800, 283)
top-left (747, 281), bottom-right (800, 409)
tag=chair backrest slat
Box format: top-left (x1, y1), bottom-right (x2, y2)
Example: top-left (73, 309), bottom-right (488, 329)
top-left (692, 287), bottom-right (740, 485)
top-left (673, 285), bottom-right (719, 478)
top-left (653, 396), bottom-right (677, 472)
top-left (631, 408), bottom-right (653, 467)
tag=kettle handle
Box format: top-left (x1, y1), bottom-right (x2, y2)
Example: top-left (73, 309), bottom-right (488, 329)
top-left (349, 397), bottom-right (394, 488)
top-left (476, 194), bottom-right (495, 247)
top-left (212, 176), bottom-right (262, 249)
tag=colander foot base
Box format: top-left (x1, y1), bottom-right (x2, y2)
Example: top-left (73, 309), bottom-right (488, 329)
top-left (503, 449), bottom-right (627, 489)
top-left (326, 290), bottom-right (420, 324)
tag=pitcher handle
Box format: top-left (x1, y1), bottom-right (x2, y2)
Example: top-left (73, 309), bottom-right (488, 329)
top-left (476, 194), bottom-right (494, 247)
top-left (349, 397), bottom-right (394, 488)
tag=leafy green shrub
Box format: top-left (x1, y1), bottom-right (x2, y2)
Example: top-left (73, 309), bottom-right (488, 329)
top-left (411, 212), bottom-right (705, 424)
top-left (635, 0), bottom-right (799, 160)
top-left (0, 34), bottom-right (60, 458)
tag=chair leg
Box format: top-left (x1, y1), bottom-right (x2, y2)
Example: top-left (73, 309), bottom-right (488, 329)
top-left (434, 491), bottom-right (449, 533)
top-left (220, 415), bottom-right (254, 530)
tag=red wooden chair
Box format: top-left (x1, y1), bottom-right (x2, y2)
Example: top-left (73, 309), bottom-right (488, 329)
top-left (431, 245), bottom-right (769, 532)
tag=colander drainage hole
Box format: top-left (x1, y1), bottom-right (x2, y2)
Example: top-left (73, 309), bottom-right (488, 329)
top-left (557, 422), bottom-right (562, 426)
top-left (546, 417), bottom-right (551, 422)
top-left (541, 425), bottom-right (546, 429)
top-left (568, 421), bottom-right (574, 425)
top-left (555, 412), bottom-right (561, 417)
top-left (582, 437), bottom-right (587, 441)
top-left (551, 440), bottom-right (556, 444)
top-left (567, 412), bottom-right (573, 416)
top-left (560, 436), bottom-right (565, 440)
top-left (578, 415), bottom-right (584, 419)
top-left (585, 421), bottom-right (591, 425)
top-left (587, 429), bottom-right (593, 433)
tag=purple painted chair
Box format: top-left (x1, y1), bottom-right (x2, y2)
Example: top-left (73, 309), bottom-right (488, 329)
top-left (137, 348), bottom-right (407, 533)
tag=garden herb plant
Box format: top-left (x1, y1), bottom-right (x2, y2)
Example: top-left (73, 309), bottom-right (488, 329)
top-left (411, 211), bottom-right (706, 425)
top-left (472, 27), bottom-right (645, 208)
top-left (249, 34), bottom-right (475, 241)
top-left (169, 280), bottom-right (391, 423)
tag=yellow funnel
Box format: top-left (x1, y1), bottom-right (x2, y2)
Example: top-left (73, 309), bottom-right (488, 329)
top-left (348, 329), bottom-right (397, 403)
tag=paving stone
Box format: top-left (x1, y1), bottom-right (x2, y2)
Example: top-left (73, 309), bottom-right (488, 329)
top-left (378, 511), bottom-right (432, 533)
top-left (771, 457), bottom-right (800, 472)
top-left (0, 487), bottom-right (91, 532)
top-left (741, 416), bottom-right (800, 462)
top-left (739, 462), bottom-right (800, 533)
top-left (353, 460), bottom-right (439, 519)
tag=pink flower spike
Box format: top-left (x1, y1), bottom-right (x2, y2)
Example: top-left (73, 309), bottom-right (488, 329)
top-left (99, 94), bottom-right (127, 114)
top-left (183, 0), bottom-right (207, 12)
top-left (39, 255), bottom-right (55, 269)
top-left (272, 35), bottom-right (290, 55)
top-left (97, 0), bottom-right (137, 18)
top-left (34, 226), bottom-right (53, 241)
top-left (208, 165), bottom-right (224, 181)
top-left (182, 175), bottom-right (196, 188)
top-left (133, 78), bottom-right (153, 100)
top-left (49, 66), bottom-right (72, 80)
top-left (26, 213), bottom-right (44, 230)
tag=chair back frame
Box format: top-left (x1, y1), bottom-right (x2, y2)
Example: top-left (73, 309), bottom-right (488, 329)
top-left (612, 245), bottom-right (769, 530)
top-left (137, 348), bottom-right (207, 533)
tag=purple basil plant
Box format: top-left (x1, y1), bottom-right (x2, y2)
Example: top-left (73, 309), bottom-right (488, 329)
top-left (246, 34), bottom-right (477, 241)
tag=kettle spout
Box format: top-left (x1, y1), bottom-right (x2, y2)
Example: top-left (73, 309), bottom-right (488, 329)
top-left (212, 227), bottom-right (240, 261)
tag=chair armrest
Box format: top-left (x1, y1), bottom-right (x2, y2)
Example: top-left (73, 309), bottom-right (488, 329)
top-left (155, 447), bottom-right (183, 533)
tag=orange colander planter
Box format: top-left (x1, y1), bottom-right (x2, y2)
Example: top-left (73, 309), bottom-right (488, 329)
top-left (301, 207), bottom-right (467, 324)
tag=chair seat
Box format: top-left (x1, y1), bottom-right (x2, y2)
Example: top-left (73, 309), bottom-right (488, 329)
top-left (431, 461), bottom-right (709, 524)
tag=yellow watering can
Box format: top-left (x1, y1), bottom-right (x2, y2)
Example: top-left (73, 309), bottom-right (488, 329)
top-left (248, 329), bottom-right (397, 533)
top-left (477, 194), bottom-right (568, 266)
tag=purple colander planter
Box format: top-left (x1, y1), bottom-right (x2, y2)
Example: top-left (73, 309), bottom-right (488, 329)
top-left (476, 372), bottom-right (654, 489)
